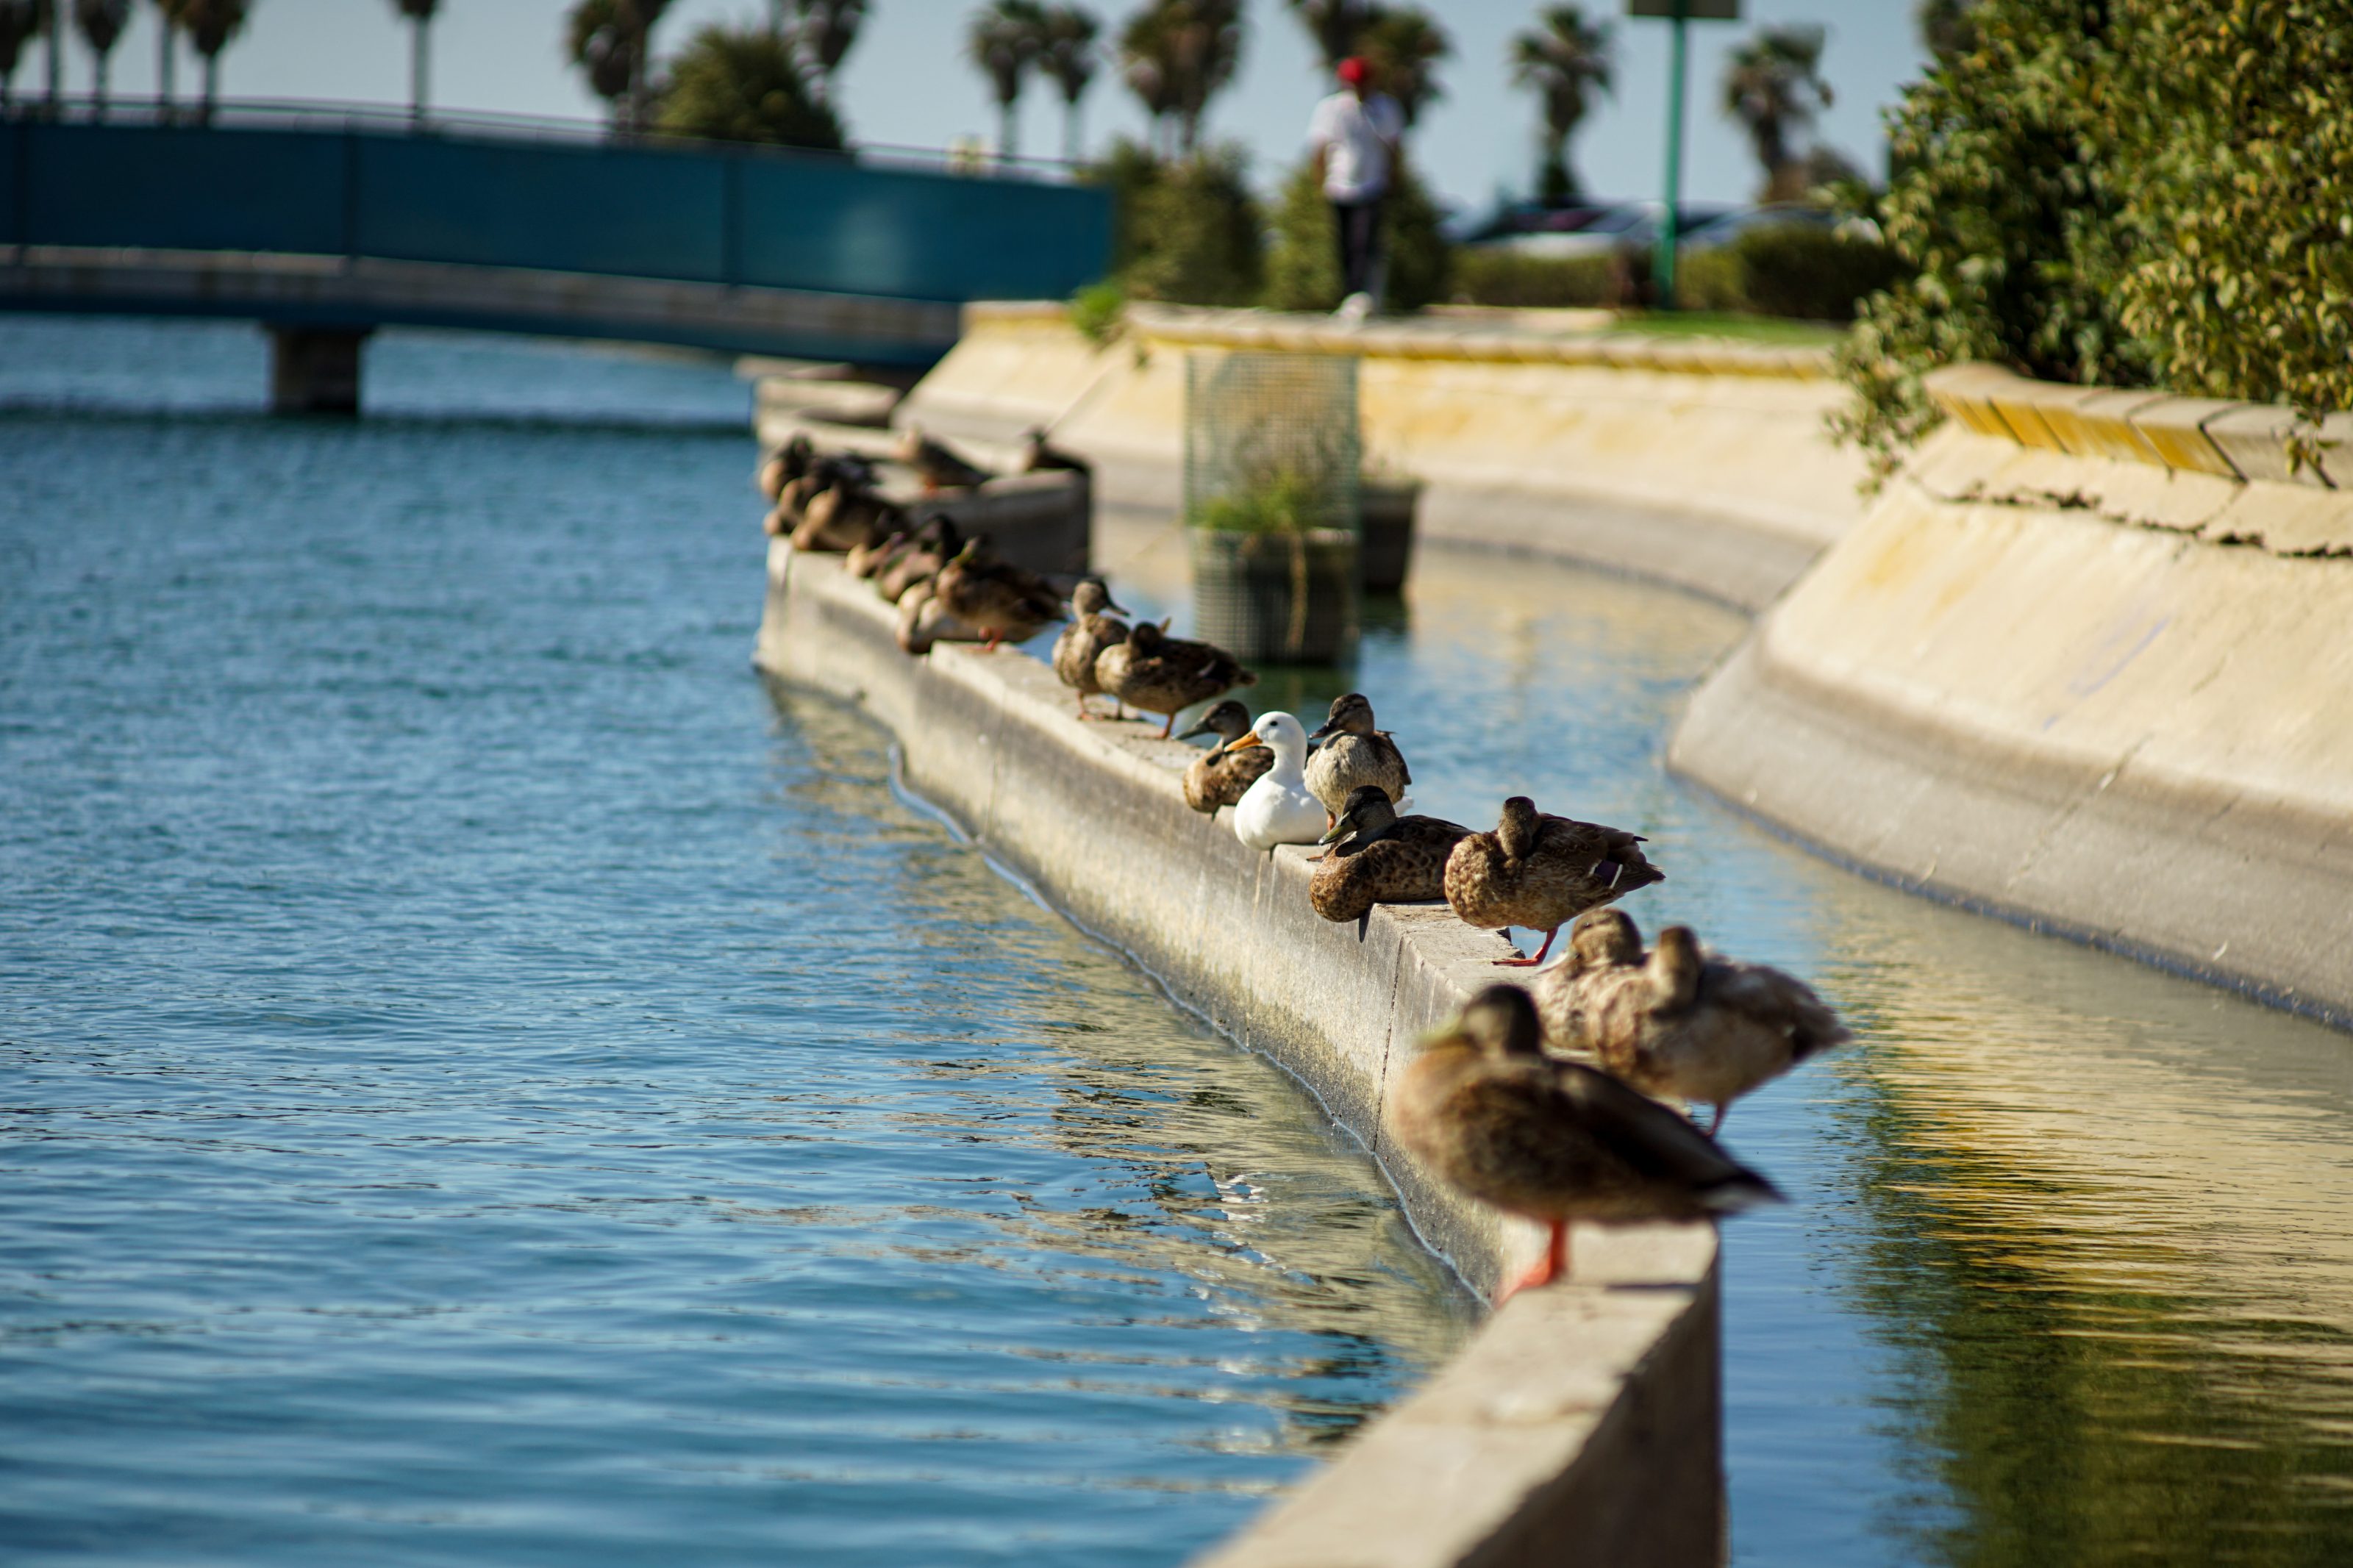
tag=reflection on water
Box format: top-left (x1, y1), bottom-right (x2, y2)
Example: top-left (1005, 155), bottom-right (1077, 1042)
top-left (0, 318), bottom-right (1468, 1568)
top-left (1110, 506), bottom-right (2353, 1564)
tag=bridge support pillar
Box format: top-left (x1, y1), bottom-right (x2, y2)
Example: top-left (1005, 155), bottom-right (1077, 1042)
top-left (268, 326), bottom-right (373, 415)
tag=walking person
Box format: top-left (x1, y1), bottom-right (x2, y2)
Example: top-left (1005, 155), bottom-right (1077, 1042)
top-left (1307, 55), bottom-right (1404, 323)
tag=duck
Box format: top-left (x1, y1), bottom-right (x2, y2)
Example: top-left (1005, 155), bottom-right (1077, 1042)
top-left (1304, 692), bottom-right (1412, 825)
top-left (1093, 620), bottom-right (1256, 739)
top-left (876, 516), bottom-right (962, 604)
top-left (1388, 984), bottom-right (1782, 1303)
top-left (1309, 785), bottom-right (1473, 923)
top-left (1016, 426), bottom-right (1091, 475)
top-left (1223, 712), bottom-right (1327, 852)
top-left (932, 537), bottom-right (1065, 651)
top-left (756, 433), bottom-right (813, 501)
top-left (847, 527), bottom-right (910, 580)
top-left (1444, 796), bottom-right (1664, 967)
top-left (893, 578), bottom-right (989, 656)
top-left (1176, 700), bottom-right (1272, 815)
top-left (1539, 910), bottom-right (1852, 1136)
top-left (791, 482), bottom-right (898, 554)
top-left (894, 423), bottom-right (991, 492)
top-left (1051, 581), bottom-right (1131, 718)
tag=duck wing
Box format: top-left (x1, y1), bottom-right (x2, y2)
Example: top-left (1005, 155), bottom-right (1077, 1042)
top-left (1696, 959), bottom-right (1852, 1064)
top-left (1547, 1060), bottom-right (1784, 1213)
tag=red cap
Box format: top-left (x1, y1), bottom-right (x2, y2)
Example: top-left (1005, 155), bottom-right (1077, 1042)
top-left (1336, 57), bottom-right (1368, 86)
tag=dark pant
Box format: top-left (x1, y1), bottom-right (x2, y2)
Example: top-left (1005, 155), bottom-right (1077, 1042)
top-left (1331, 198), bottom-right (1384, 301)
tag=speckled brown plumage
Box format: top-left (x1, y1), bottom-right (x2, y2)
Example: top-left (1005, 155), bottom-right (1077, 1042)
top-left (1093, 621), bottom-right (1255, 738)
top-left (1540, 911), bottom-right (1851, 1135)
top-left (1309, 787), bottom-right (1471, 923)
top-left (893, 424), bottom-right (990, 491)
top-left (875, 518), bottom-right (960, 604)
top-left (1176, 701), bottom-right (1271, 814)
top-left (1390, 985), bottom-right (1782, 1300)
top-left (1304, 692), bottom-right (1411, 820)
top-left (1443, 795), bottom-right (1663, 967)
top-left (933, 538), bottom-right (1064, 650)
top-left (1051, 581), bottom-right (1132, 717)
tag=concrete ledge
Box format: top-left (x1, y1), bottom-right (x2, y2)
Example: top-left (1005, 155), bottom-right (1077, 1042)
top-left (757, 548), bottom-right (1724, 1568)
top-left (1669, 467), bottom-right (2353, 1024)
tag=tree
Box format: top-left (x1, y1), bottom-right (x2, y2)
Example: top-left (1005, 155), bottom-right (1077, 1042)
top-left (1510, 5), bottom-right (1612, 204)
top-left (1285, 0), bottom-right (1367, 68)
top-left (1038, 4), bottom-right (1098, 165)
top-left (0, 0), bottom-right (42, 111)
top-left (176, 0), bottom-right (248, 123)
top-left (154, 0), bottom-right (188, 118)
top-left (390, 0), bottom-right (435, 124)
top-left (785, 0), bottom-right (864, 104)
top-left (1722, 24), bottom-right (1834, 201)
top-left (966, 1), bottom-right (1044, 162)
top-left (1916, 0), bottom-right (1976, 60)
top-left (655, 22), bottom-right (844, 149)
top-left (73, 0), bottom-right (129, 115)
top-left (1117, 0), bottom-right (1240, 157)
top-left (1354, 5), bottom-right (1446, 129)
top-left (566, 0), bottom-right (670, 137)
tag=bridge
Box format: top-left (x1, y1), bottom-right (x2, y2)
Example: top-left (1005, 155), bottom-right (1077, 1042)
top-left (0, 104), bottom-right (1113, 412)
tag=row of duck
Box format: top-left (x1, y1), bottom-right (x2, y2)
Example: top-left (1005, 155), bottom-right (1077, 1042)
top-left (762, 435), bottom-right (1848, 1303)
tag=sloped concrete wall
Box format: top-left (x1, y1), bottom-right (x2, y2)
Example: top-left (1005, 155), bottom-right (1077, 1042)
top-left (757, 546), bottom-right (1724, 1568)
top-left (1671, 387), bottom-right (2353, 1023)
top-left (890, 303), bottom-right (1867, 610)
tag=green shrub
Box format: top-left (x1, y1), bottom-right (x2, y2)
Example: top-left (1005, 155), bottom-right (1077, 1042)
top-left (1449, 248), bottom-right (1621, 309)
top-left (1678, 224), bottom-right (1907, 321)
top-left (1120, 145), bottom-right (1264, 307)
top-left (1085, 137), bottom-right (1164, 279)
top-left (1067, 281), bottom-right (1126, 345)
top-left (1262, 154), bottom-right (1452, 314)
top-left (654, 24), bottom-right (843, 150)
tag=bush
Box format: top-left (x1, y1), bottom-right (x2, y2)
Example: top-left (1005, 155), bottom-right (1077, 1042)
top-left (654, 24), bottom-right (843, 150)
top-left (1677, 224), bottom-right (1907, 321)
top-left (1085, 137), bottom-right (1165, 279)
top-left (1262, 154), bottom-right (1452, 315)
top-left (1067, 281), bottom-right (1126, 346)
top-left (1832, 0), bottom-right (2353, 486)
top-left (1449, 248), bottom-right (1621, 309)
top-left (1120, 145), bottom-right (1264, 307)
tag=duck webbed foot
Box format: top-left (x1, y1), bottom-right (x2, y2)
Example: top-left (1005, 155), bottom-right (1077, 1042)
top-left (1490, 928), bottom-right (1560, 968)
top-left (1496, 1219), bottom-right (1571, 1305)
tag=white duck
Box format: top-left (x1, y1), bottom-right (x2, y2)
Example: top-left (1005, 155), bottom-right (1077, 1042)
top-left (1221, 712), bottom-right (1327, 853)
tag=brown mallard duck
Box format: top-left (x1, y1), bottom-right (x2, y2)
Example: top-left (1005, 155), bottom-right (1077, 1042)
top-left (1093, 620), bottom-right (1256, 739)
top-left (893, 423), bottom-right (991, 492)
top-left (1015, 426), bottom-right (1091, 475)
top-left (932, 537), bottom-right (1065, 651)
top-left (1051, 581), bottom-right (1131, 718)
top-left (1176, 700), bottom-right (1272, 815)
top-left (893, 578), bottom-right (989, 656)
top-left (1540, 911), bottom-right (1852, 1136)
top-left (1309, 785), bottom-right (1472, 922)
top-left (791, 482), bottom-right (899, 554)
top-left (876, 517), bottom-right (961, 604)
top-left (847, 527), bottom-right (910, 580)
top-left (755, 433), bottom-right (813, 501)
top-left (1444, 796), bottom-right (1663, 967)
top-left (1390, 984), bottom-right (1782, 1303)
top-left (1304, 692), bottom-right (1412, 825)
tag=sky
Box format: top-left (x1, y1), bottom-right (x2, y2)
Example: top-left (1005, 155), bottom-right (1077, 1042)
top-left (26, 1), bottom-right (1932, 215)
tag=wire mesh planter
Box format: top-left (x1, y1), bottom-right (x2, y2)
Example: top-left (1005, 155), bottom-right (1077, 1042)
top-left (1184, 351), bottom-right (1362, 663)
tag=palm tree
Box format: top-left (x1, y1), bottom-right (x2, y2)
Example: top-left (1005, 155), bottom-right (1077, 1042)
top-left (1917, 0), bottom-right (1974, 61)
top-left (1037, 4), bottom-right (1096, 164)
top-left (785, 0), bottom-right (865, 105)
top-left (1117, 1), bottom-right (1177, 157)
top-left (154, 0), bottom-right (187, 118)
top-left (1721, 24), bottom-right (1833, 201)
top-left (389, 0), bottom-right (436, 124)
top-left (1121, 0), bottom-right (1240, 157)
top-left (40, 0), bottom-right (58, 112)
top-left (1284, 0), bottom-right (1365, 68)
top-left (1509, 4), bottom-right (1612, 204)
top-left (177, 0), bottom-right (247, 123)
top-left (0, 0), bottom-right (40, 111)
top-left (72, 0), bottom-right (129, 115)
top-left (1355, 5), bottom-right (1445, 129)
top-left (657, 22), bottom-right (843, 148)
top-left (565, 0), bottom-right (669, 137)
top-left (965, 0), bottom-right (1043, 162)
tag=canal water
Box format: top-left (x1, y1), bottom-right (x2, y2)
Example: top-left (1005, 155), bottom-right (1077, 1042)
top-left (7, 319), bottom-right (2352, 1567)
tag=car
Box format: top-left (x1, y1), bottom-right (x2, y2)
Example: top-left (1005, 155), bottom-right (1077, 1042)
top-left (1678, 204), bottom-right (1880, 251)
top-left (1476, 201), bottom-right (1734, 259)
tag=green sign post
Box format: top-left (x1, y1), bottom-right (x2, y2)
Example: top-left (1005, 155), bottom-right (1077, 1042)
top-left (1628, 0), bottom-right (1740, 309)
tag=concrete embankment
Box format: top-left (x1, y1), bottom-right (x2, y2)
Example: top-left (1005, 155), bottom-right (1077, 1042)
top-left (818, 301), bottom-right (1869, 611)
top-left (1671, 365), bottom-right (2353, 1023)
top-left (757, 548), bottom-right (1724, 1568)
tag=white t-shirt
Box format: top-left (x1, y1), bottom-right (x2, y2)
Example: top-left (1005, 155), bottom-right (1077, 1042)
top-left (1307, 90), bottom-right (1404, 203)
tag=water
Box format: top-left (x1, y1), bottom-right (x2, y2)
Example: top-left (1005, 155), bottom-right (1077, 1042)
top-left (0, 318), bottom-right (1470, 1567)
top-left (9, 318), bottom-right (2353, 1567)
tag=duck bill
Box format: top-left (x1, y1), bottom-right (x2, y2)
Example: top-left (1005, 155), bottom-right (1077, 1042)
top-left (1175, 720), bottom-right (1216, 743)
top-left (1305, 720), bottom-right (1336, 742)
top-left (1213, 729), bottom-right (1271, 758)
top-left (1316, 819), bottom-right (1352, 846)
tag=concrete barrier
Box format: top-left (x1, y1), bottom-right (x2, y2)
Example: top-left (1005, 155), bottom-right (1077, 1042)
top-left (1671, 367), bottom-right (2353, 1024)
top-left (885, 302), bottom-right (1868, 611)
top-left (757, 548), bottom-right (1724, 1568)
